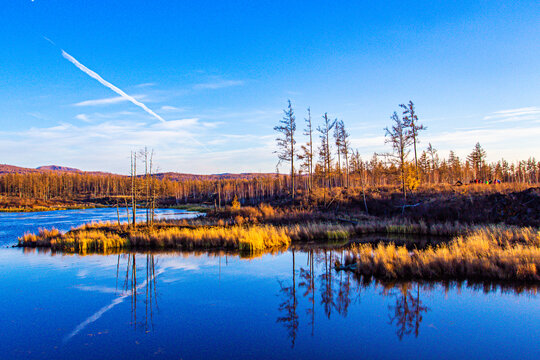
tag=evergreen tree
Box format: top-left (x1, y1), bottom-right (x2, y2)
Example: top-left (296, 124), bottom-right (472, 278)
top-left (467, 142), bottom-right (487, 179)
top-left (400, 101), bottom-right (425, 179)
top-left (384, 112), bottom-right (413, 199)
top-left (274, 100), bottom-right (297, 200)
top-left (317, 113), bottom-right (336, 194)
top-left (297, 108), bottom-right (314, 192)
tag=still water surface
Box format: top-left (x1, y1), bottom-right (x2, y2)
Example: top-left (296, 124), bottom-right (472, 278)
top-left (0, 207), bottom-right (200, 247)
top-left (0, 210), bottom-right (538, 359)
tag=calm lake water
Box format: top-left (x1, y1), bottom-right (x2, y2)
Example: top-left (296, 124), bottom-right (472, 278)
top-left (0, 208), bottom-right (201, 247)
top-left (0, 210), bottom-right (539, 359)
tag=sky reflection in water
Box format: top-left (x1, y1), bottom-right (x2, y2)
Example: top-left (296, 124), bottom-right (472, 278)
top-left (0, 247), bottom-right (539, 360)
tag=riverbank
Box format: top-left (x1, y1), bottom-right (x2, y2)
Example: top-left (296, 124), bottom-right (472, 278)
top-left (17, 213), bottom-right (540, 282)
top-left (0, 196), bottom-right (105, 212)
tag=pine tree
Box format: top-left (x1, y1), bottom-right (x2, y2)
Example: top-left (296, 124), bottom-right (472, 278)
top-left (400, 101), bottom-right (425, 180)
top-left (337, 120), bottom-right (351, 188)
top-left (384, 112), bottom-right (413, 199)
top-left (297, 108), bottom-right (314, 192)
top-left (274, 100), bottom-right (297, 200)
top-left (317, 113), bottom-right (336, 195)
top-left (467, 142), bottom-right (486, 180)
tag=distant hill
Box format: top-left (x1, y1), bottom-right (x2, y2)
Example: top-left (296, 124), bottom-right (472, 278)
top-left (37, 165), bottom-right (81, 172)
top-left (0, 164), bottom-right (40, 174)
top-left (154, 172), bottom-right (280, 181)
top-left (0, 164), bottom-right (278, 180)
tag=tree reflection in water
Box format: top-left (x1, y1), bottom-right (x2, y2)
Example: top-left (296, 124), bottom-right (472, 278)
top-left (299, 250), bottom-right (315, 336)
top-left (64, 252), bottom-right (160, 343)
top-left (277, 249), bottom-right (430, 346)
top-left (386, 283), bottom-right (430, 340)
top-left (116, 253), bottom-right (159, 332)
top-left (277, 249), bottom-right (299, 347)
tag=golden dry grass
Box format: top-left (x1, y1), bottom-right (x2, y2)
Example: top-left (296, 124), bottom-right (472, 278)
top-left (344, 226), bottom-right (540, 281)
top-left (18, 222), bottom-right (290, 254)
top-left (18, 218), bottom-right (540, 282)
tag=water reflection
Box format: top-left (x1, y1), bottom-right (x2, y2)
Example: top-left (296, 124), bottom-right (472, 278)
top-left (64, 253), bottom-right (160, 342)
top-left (23, 247), bottom-right (536, 349)
top-left (116, 254), bottom-right (159, 332)
top-left (386, 283), bottom-right (429, 340)
top-left (276, 248), bottom-right (537, 346)
top-left (276, 250), bottom-right (299, 347)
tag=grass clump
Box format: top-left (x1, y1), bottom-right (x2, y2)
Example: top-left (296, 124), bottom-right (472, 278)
top-left (343, 226), bottom-right (540, 282)
top-left (18, 223), bottom-right (290, 254)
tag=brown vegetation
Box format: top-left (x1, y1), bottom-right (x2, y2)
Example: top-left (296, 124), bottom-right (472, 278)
top-left (342, 227), bottom-right (540, 282)
top-left (18, 222), bottom-right (291, 254)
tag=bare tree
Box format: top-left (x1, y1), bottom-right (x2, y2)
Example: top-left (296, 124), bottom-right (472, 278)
top-left (317, 113), bottom-right (336, 195)
top-left (384, 112), bottom-right (413, 199)
top-left (337, 120), bottom-right (351, 189)
top-left (400, 101), bottom-right (425, 179)
top-left (297, 108), bottom-right (314, 192)
top-left (274, 100), bottom-right (297, 200)
top-left (426, 143), bottom-right (438, 183)
top-left (130, 151), bottom-right (137, 228)
top-left (334, 119), bottom-right (343, 179)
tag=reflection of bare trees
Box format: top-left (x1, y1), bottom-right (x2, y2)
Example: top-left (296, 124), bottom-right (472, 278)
top-left (319, 250), bottom-right (335, 319)
top-left (277, 249), bottom-right (433, 344)
top-left (387, 283), bottom-right (429, 340)
top-left (116, 253), bottom-right (159, 332)
top-left (279, 249), bottom-right (358, 344)
top-left (335, 270), bottom-right (353, 318)
top-left (299, 250), bottom-right (315, 336)
top-left (277, 250), bottom-right (299, 347)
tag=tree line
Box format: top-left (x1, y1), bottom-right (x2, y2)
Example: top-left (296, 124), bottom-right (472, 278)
top-left (0, 100), bottom-right (538, 205)
top-left (274, 99), bottom-right (540, 199)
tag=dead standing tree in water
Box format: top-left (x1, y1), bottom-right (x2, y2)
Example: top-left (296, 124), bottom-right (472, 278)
top-left (274, 100), bottom-right (297, 201)
top-left (142, 148), bottom-right (157, 226)
top-left (129, 148), bottom-right (157, 229)
top-left (384, 112), bottom-right (413, 200)
top-left (130, 151), bottom-right (137, 228)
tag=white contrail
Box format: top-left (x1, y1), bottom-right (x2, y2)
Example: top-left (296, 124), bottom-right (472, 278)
top-left (46, 37), bottom-right (211, 151)
top-left (60, 49), bottom-right (165, 123)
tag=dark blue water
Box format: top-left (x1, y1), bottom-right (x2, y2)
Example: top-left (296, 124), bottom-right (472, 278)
top-left (0, 210), bottom-right (539, 359)
top-left (0, 208), bottom-right (201, 247)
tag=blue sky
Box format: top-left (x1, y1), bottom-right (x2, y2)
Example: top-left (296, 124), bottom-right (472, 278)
top-left (1, 1), bottom-right (539, 174)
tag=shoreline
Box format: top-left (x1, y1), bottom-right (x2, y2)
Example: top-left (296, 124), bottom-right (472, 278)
top-left (17, 215), bottom-right (540, 282)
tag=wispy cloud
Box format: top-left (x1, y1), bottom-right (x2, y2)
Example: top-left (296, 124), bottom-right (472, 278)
top-left (74, 114), bottom-right (90, 122)
top-left (194, 80), bottom-right (244, 90)
top-left (27, 112), bottom-right (47, 120)
top-left (59, 49), bottom-right (165, 122)
top-left (73, 96), bottom-right (142, 107)
top-left (483, 106), bottom-right (540, 123)
top-left (160, 105), bottom-right (186, 112)
top-left (135, 82), bottom-right (156, 88)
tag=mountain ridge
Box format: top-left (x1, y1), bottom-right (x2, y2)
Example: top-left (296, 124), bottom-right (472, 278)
top-left (0, 164), bottom-right (278, 180)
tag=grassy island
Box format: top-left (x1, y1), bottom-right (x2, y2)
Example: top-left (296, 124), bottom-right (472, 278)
top-left (17, 203), bottom-right (540, 282)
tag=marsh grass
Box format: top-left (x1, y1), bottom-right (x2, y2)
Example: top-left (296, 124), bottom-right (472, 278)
top-left (18, 222), bottom-right (291, 254)
top-left (343, 226), bottom-right (540, 282)
top-left (18, 216), bottom-right (540, 282)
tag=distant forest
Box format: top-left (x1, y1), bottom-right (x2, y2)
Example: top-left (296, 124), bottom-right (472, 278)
top-left (1, 100), bottom-right (538, 204)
